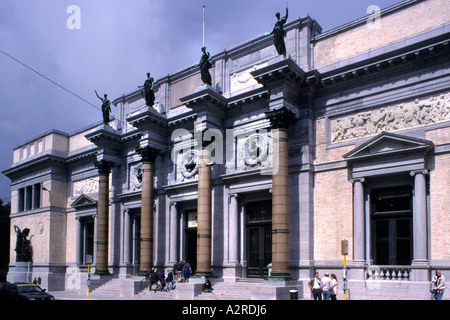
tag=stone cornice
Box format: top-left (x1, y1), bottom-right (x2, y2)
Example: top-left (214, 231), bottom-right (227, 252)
top-left (251, 58), bottom-right (306, 89)
top-left (84, 124), bottom-right (122, 149)
top-left (180, 85), bottom-right (227, 111)
top-left (2, 154), bottom-right (66, 179)
top-left (317, 35), bottom-right (450, 92)
top-left (126, 106), bottom-right (168, 130)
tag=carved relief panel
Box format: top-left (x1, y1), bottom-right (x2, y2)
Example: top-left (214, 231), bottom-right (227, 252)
top-left (235, 130), bottom-right (273, 172)
top-left (330, 92), bottom-right (450, 143)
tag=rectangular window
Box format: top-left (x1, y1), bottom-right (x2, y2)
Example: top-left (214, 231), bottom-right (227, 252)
top-left (371, 185), bottom-right (413, 265)
top-left (18, 188), bottom-right (25, 212)
top-left (25, 186), bottom-right (33, 211)
top-left (373, 186), bottom-right (411, 213)
top-left (33, 184), bottom-right (41, 209)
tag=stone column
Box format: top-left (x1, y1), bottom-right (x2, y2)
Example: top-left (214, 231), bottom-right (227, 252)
top-left (265, 107), bottom-right (295, 279)
top-left (75, 217), bottom-right (82, 265)
top-left (123, 210), bottom-right (131, 265)
top-left (179, 213), bottom-right (186, 261)
top-left (196, 147), bottom-right (213, 277)
top-left (94, 160), bottom-right (113, 275)
top-left (352, 178), bottom-right (365, 264)
top-left (169, 203), bottom-right (178, 264)
top-left (137, 146), bottom-right (160, 274)
top-left (229, 194), bottom-right (239, 264)
top-left (93, 215), bottom-right (98, 265)
top-left (411, 170), bottom-right (428, 264)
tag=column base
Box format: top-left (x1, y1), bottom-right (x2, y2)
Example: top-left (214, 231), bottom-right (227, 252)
top-left (94, 269), bottom-right (111, 276)
top-left (268, 272), bottom-right (294, 281)
top-left (192, 270), bottom-right (215, 279)
top-left (137, 269), bottom-right (151, 277)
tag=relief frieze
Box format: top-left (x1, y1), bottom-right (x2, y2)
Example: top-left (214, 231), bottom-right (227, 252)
top-left (73, 177), bottom-right (99, 197)
top-left (330, 92), bottom-right (450, 143)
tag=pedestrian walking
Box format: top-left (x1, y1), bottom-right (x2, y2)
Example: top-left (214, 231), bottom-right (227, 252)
top-left (431, 269), bottom-right (446, 300)
top-left (165, 269), bottom-right (174, 291)
top-left (159, 270), bottom-right (166, 292)
top-left (308, 272), bottom-right (322, 300)
top-left (330, 273), bottom-right (338, 300)
top-left (183, 261), bottom-right (192, 283)
top-left (149, 267), bottom-right (159, 291)
top-left (321, 272), bottom-right (333, 300)
top-left (177, 260), bottom-right (184, 282)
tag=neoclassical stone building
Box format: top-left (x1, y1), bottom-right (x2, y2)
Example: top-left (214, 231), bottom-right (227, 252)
top-left (3, 0), bottom-right (450, 299)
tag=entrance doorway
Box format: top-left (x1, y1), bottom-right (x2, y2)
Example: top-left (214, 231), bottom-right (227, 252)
top-left (371, 186), bottom-right (413, 265)
top-left (81, 218), bottom-right (94, 264)
top-left (185, 211), bottom-right (197, 272)
top-left (246, 200), bottom-right (272, 278)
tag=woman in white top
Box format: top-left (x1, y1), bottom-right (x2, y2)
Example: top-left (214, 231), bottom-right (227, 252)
top-left (330, 273), bottom-right (338, 300)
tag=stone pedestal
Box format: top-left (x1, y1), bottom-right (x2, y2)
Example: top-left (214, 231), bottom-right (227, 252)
top-left (175, 282), bottom-right (204, 300)
top-left (251, 280), bottom-right (303, 300)
top-left (13, 262), bottom-right (33, 283)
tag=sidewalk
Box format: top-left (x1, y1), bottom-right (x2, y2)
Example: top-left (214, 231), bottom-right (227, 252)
top-left (48, 289), bottom-right (177, 300)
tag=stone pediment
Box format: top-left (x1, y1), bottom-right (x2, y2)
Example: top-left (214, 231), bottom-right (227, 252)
top-left (343, 131), bottom-right (433, 161)
top-left (71, 194), bottom-right (97, 209)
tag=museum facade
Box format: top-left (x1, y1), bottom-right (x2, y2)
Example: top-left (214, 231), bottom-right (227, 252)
top-left (3, 0), bottom-right (450, 299)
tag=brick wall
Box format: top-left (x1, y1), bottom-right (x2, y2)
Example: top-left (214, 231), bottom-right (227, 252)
top-left (429, 152), bottom-right (450, 260)
top-left (313, 168), bottom-right (353, 261)
top-left (314, 0), bottom-right (449, 68)
top-left (315, 118), bottom-right (354, 164)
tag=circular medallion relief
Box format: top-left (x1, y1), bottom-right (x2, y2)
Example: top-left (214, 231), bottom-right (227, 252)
top-left (38, 222), bottom-right (44, 234)
top-left (181, 150), bottom-right (199, 179)
top-left (131, 162), bottom-right (143, 189)
top-left (244, 133), bottom-right (268, 167)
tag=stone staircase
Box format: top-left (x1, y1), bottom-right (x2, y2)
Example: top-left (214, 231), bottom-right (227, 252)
top-left (136, 285), bottom-right (178, 300)
top-left (90, 277), bottom-right (123, 297)
top-left (196, 278), bottom-right (264, 300)
top-left (82, 276), bottom-right (267, 300)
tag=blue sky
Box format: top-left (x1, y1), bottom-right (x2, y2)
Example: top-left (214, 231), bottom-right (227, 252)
top-left (0, 0), bottom-right (402, 201)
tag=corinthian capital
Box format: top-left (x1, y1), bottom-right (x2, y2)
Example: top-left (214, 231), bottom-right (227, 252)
top-left (136, 146), bottom-right (160, 163)
top-left (94, 160), bottom-right (114, 174)
top-left (265, 107), bottom-right (296, 129)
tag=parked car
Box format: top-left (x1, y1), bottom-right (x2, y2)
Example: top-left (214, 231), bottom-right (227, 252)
top-left (0, 282), bottom-right (25, 300)
top-left (0, 282), bottom-right (55, 300)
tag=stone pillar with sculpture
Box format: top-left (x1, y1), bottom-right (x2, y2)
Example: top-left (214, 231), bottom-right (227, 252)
top-left (136, 146), bottom-right (160, 275)
top-left (265, 107), bottom-right (296, 280)
top-left (195, 141), bottom-right (214, 278)
top-left (94, 160), bottom-right (114, 275)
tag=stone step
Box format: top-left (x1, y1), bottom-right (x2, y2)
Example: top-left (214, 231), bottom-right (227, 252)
top-left (90, 278), bottom-right (123, 296)
top-left (195, 280), bottom-right (263, 300)
top-left (136, 287), bottom-right (178, 300)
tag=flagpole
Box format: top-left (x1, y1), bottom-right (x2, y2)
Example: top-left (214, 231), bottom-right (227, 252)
top-left (202, 5), bottom-right (205, 47)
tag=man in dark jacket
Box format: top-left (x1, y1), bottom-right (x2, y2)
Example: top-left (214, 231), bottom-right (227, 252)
top-left (149, 267), bottom-right (159, 291)
top-left (165, 270), bottom-right (174, 291)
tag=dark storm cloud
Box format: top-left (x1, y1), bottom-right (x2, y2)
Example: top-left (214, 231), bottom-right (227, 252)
top-left (0, 0), bottom-right (401, 200)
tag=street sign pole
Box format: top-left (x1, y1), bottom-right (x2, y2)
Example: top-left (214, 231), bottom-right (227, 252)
top-left (87, 263), bottom-right (90, 300)
top-left (341, 239), bottom-right (349, 300)
top-left (86, 255), bottom-right (93, 300)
